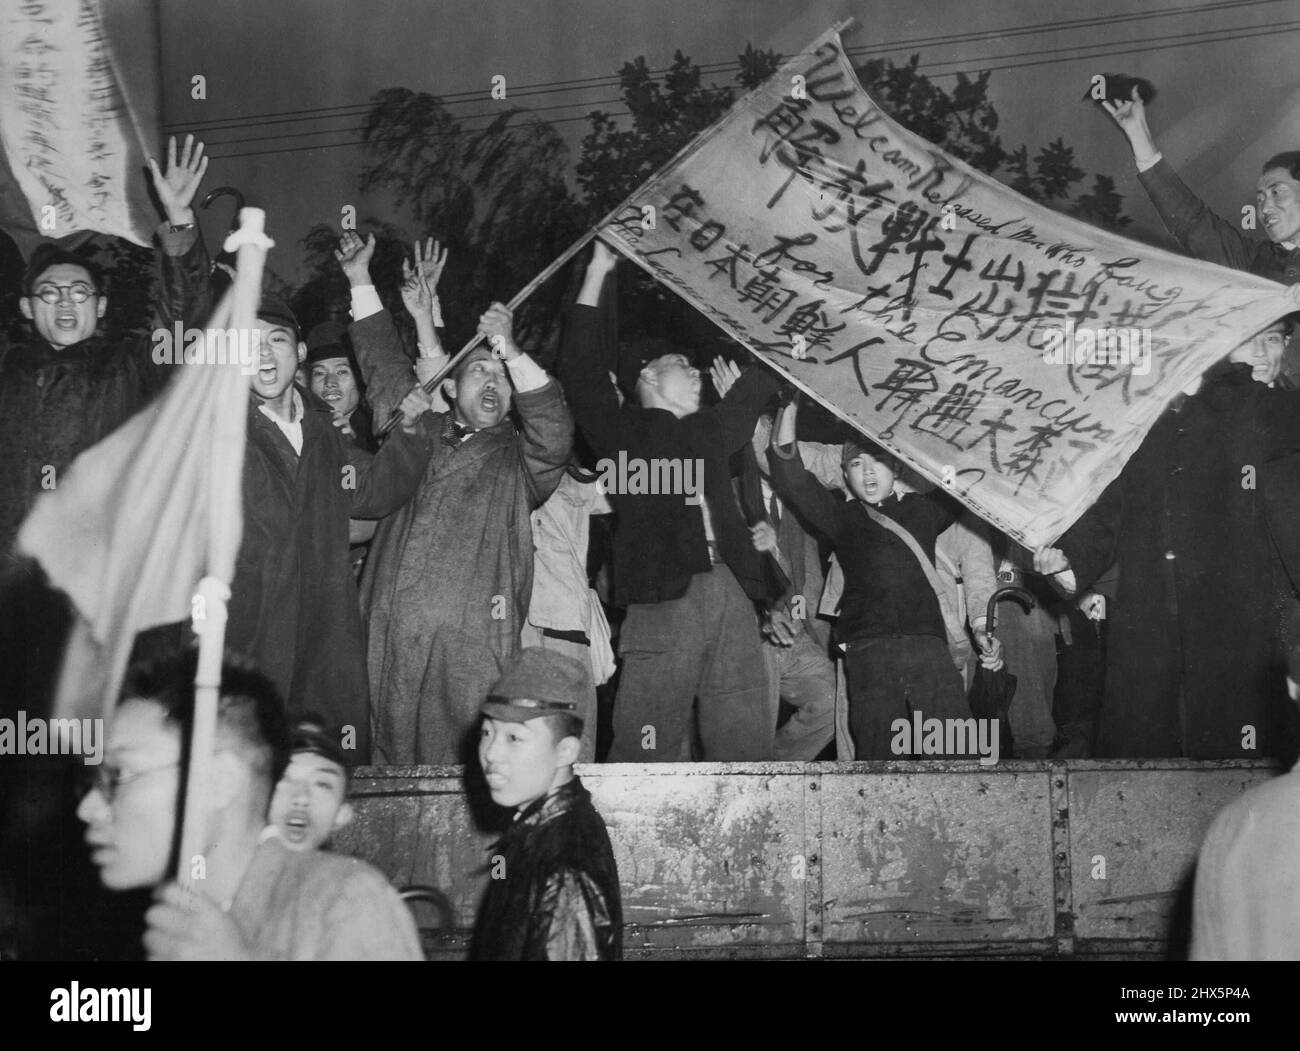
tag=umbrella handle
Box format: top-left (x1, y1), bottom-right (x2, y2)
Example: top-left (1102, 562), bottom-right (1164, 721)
top-left (986, 585), bottom-right (1034, 638)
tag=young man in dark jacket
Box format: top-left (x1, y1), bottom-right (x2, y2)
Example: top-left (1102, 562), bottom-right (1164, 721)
top-left (0, 136), bottom-right (212, 711)
top-left (768, 399), bottom-right (970, 760)
top-left (470, 647), bottom-right (622, 961)
top-left (556, 242), bottom-right (781, 762)
top-left (227, 295), bottom-right (431, 764)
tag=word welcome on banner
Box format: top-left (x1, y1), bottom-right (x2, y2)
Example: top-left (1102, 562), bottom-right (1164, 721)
top-left (0, 0), bottom-right (157, 252)
top-left (598, 27), bottom-right (1295, 549)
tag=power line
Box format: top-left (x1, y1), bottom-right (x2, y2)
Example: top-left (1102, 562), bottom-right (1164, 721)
top-left (211, 14), bottom-right (1300, 162)
top-left (914, 14), bottom-right (1300, 75)
top-left (200, 96), bottom-right (628, 148)
top-left (922, 18), bottom-right (1300, 77)
top-left (165, 0), bottom-right (1284, 133)
top-left (215, 111), bottom-right (624, 161)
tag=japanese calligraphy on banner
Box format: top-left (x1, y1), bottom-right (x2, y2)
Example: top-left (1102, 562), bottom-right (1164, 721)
top-left (597, 27), bottom-right (1296, 549)
top-left (0, 0), bottom-right (160, 256)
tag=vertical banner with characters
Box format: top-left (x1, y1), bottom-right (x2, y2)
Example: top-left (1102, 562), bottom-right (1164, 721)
top-left (598, 26), bottom-right (1295, 548)
top-left (0, 0), bottom-right (161, 257)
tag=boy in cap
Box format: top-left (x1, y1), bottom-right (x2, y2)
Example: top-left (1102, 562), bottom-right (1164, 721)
top-left (269, 715), bottom-right (354, 853)
top-left (768, 398), bottom-right (975, 760)
top-left (470, 647), bottom-right (622, 961)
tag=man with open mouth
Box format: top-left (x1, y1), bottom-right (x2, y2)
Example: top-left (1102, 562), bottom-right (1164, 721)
top-left (0, 136), bottom-right (212, 712)
top-left (219, 291), bottom-right (431, 763)
top-left (337, 231), bottom-right (574, 766)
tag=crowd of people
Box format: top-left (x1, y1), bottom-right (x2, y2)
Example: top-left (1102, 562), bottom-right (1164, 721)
top-left (6, 78), bottom-right (1300, 959)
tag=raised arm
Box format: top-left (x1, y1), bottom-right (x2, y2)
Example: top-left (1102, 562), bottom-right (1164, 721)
top-left (149, 135), bottom-right (213, 334)
top-left (1104, 87), bottom-right (1259, 270)
top-left (480, 302), bottom-right (573, 504)
top-left (556, 244), bottom-right (624, 460)
top-left (767, 399), bottom-right (847, 545)
top-left (339, 232), bottom-right (420, 423)
top-left (349, 386), bottom-right (434, 519)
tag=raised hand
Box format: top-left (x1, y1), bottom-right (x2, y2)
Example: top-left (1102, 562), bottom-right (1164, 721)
top-left (590, 239), bottom-right (618, 274)
top-left (334, 231), bottom-right (376, 287)
top-left (400, 261), bottom-right (434, 320)
top-left (412, 237), bottom-right (448, 293)
top-left (710, 355), bottom-right (741, 398)
top-left (148, 134), bottom-right (209, 226)
top-left (1100, 85), bottom-right (1158, 162)
top-left (478, 302), bottom-right (520, 361)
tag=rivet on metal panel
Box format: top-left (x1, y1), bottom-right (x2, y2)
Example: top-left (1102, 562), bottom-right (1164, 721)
top-left (1056, 851), bottom-right (1067, 861)
top-left (809, 854), bottom-right (820, 866)
top-left (809, 780), bottom-right (819, 791)
top-left (1055, 779), bottom-right (1065, 789)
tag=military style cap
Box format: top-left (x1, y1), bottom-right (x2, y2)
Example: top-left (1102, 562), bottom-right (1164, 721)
top-left (481, 648), bottom-right (590, 724)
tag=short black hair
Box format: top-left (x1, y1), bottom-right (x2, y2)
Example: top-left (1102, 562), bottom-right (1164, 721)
top-left (22, 243), bottom-right (105, 297)
top-left (1262, 152), bottom-right (1300, 182)
top-left (537, 712), bottom-right (584, 746)
top-left (121, 649), bottom-right (292, 789)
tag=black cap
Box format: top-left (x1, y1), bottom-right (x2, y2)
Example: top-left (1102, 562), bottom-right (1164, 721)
top-left (289, 713), bottom-right (351, 772)
top-left (257, 294), bottom-right (301, 344)
top-left (481, 648), bottom-right (590, 725)
top-left (304, 320), bottom-right (360, 374)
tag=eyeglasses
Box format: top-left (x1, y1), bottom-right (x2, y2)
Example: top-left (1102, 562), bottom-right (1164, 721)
top-left (32, 282), bottom-right (97, 304)
top-left (79, 761), bottom-right (180, 803)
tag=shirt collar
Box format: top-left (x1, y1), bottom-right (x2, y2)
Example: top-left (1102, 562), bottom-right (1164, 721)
top-left (257, 387), bottom-right (304, 425)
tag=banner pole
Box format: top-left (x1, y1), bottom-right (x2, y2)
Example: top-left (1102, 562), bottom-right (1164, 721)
top-left (375, 22), bottom-right (857, 438)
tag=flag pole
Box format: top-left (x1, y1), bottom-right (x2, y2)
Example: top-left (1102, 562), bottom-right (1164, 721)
top-left (374, 228), bottom-right (597, 437)
top-left (177, 208), bottom-right (271, 892)
top-left (375, 18), bottom-right (860, 438)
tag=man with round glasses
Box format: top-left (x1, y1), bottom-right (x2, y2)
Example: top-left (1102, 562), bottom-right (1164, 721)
top-left (0, 136), bottom-right (213, 712)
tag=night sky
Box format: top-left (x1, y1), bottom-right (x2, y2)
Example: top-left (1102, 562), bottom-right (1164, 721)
top-left (156, 0), bottom-right (1300, 282)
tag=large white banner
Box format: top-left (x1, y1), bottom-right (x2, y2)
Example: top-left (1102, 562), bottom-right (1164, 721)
top-left (599, 27), bottom-right (1296, 548)
top-left (0, 0), bottom-right (159, 254)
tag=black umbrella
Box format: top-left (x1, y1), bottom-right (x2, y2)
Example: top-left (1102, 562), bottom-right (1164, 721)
top-left (968, 585), bottom-right (1035, 756)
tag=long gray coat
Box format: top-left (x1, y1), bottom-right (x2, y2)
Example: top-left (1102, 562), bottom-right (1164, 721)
top-left (351, 311), bottom-right (572, 764)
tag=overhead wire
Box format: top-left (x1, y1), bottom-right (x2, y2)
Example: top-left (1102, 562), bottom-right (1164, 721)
top-left (165, 0), bottom-right (1286, 134)
top-left (197, 5), bottom-right (1300, 161)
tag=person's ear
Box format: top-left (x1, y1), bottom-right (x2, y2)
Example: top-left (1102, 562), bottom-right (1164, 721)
top-left (332, 801), bottom-right (354, 832)
top-left (19, 297), bottom-right (33, 321)
top-left (297, 341), bottom-right (307, 364)
top-left (556, 734), bottom-right (581, 768)
top-left (96, 296), bottom-right (108, 320)
top-left (443, 378), bottom-right (457, 403)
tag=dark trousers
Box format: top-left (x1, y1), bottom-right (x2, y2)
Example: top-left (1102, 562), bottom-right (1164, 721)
top-left (609, 566), bottom-right (770, 762)
top-left (844, 635), bottom-right (970, 759)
